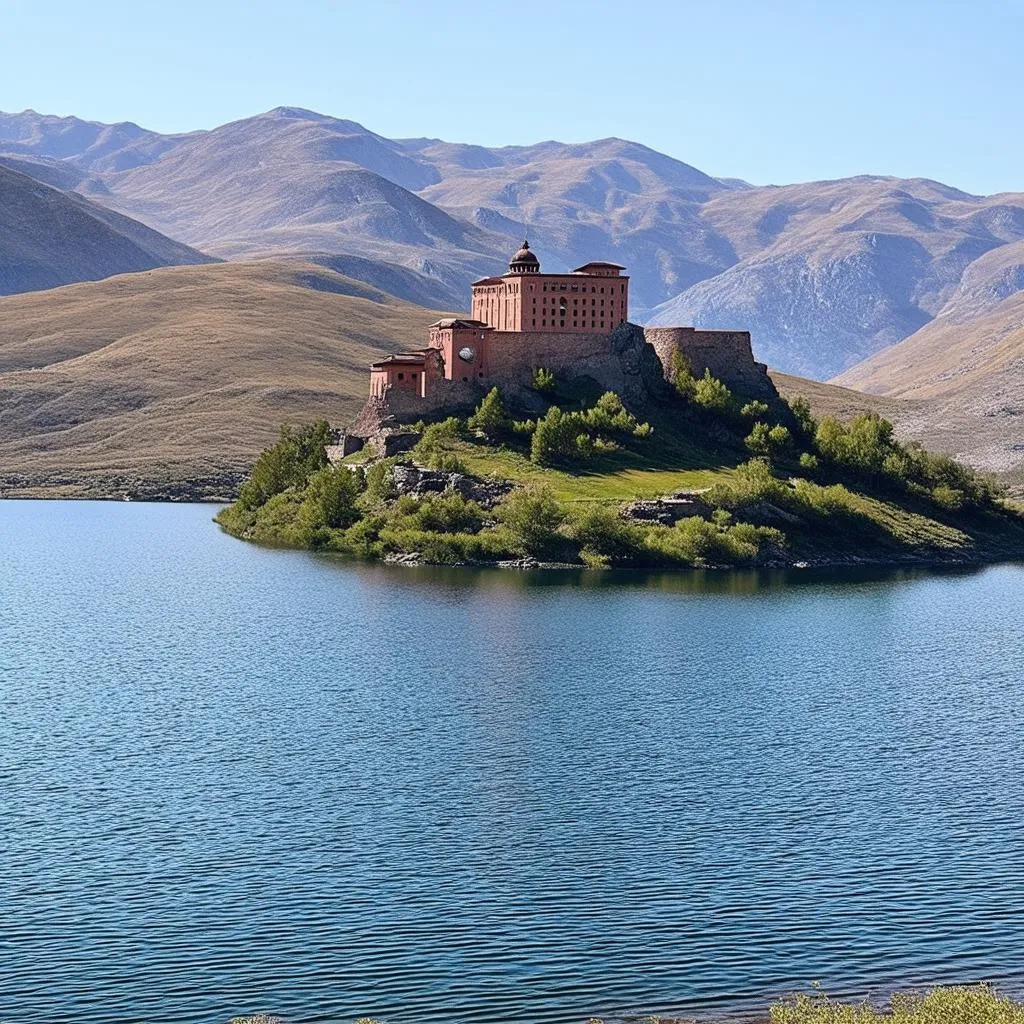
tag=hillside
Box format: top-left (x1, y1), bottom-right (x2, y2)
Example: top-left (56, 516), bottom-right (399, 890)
top-left (0, 261), bottom-right (443, 498)
top-left (5, 107), bottom-right (1024, 380)
top-left (834, 291), bottom-right (1024, 482)
top-left (0, 164), bottom-right (216, 294)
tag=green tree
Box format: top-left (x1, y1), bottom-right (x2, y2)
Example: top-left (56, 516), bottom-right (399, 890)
top-left (530, 406), bottom-right (591, 465)
top-left (670, 351), bottom-right (697, 400)
top-left (236, 420), bottom-right (332, 511)
top-left (532, 367), bottom-right (556, 392)
top-left (467, 387), bottom-right (507, 439)
top-left (297, 465), bottom-right (363, 534)
top-left (693, 369), bottom-right (734, 413)
top-left (788, 396), bottom-right (817, 438)
top-left (745, 422), bottom-right (790, 461)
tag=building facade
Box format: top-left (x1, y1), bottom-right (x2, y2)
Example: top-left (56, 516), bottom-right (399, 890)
top-left (470, 242), bottom-right (629, 334)
top-left (368, 242), bottom-right (634, 398)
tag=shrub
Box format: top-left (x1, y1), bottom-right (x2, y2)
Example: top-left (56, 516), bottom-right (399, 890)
top-left (567, 505), bottom-right (646, 565)
top-left (741, 400), bottom-right (771, 420)
top-left (495, 485), bottom-right (566, 557)
top-left (236, 420), bottom-right (332, 511)
top-left (745, 421), bottom-right (791, 460)
top-left (788, 396), bottom-right (817, 438)
top-left (670, 351), bottom-right (697, 400)
top-left (388, 492), bottom-right (485, 534)
top-left (791, 479), bottom-right (861, 518)
top-left (532, 367), bottom-right (556, 392)
top-left (769, 984), bottom-right (1024, 1023)
top-left (530, 406), bottom-right (590, 465)
top-left (799, 452), bottom-right (820, 472)
top-left (707, 458), bottom-right (786, 509)
top-left (467, 387), bottom-right (507, 439)
top-left (363, 459), bottom-right (397, 503)
top-left (297, 465), bottom-right (363, 532)
top-left (645, 515), bottom-right (782, 566)
top-left (412, 416), bottom-right (466, 471)
top-left (693, 369), bottom-right (734, 413)
top-left (816, 412), bottom-right (896, 479)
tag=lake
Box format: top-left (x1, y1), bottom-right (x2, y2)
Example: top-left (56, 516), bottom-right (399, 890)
top-left (2, 500), bottom-right (1023, 1024)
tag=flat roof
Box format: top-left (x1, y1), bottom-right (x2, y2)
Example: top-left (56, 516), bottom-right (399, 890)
top-left (371, 350), bottom-right (429, 368)
top-left (428, 318), bottom-right (492, 330)
top-left (572, 261), bottom-right (627, 272)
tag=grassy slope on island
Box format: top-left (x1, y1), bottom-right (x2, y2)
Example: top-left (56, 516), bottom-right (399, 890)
top-left (0, 260), bottom-right (446, 498)
top-left (218, 374), bottom-right (1024, 570)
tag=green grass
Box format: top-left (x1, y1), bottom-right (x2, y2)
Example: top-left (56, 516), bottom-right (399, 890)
top-left (769, 985), bottom-right (1024, 1023)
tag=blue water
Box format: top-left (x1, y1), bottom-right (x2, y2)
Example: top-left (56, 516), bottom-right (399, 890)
top-left (2, 500), bottom-right (1024, 1024)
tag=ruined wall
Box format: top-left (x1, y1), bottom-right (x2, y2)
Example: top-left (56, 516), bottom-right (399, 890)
top-left (643, 327), bottom-right (777, 400)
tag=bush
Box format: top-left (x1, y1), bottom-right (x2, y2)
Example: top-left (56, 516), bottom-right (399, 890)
top-left (530, 406), bottom-right (591, 465)
top-left (297, 465), bottom-right (363, 533)
top-left (707, 458), bottom-right (787, 509)
top-left (741, 400), bottom-right (771, 420)
top-left (670, 351), bottom-right (697, 400)
top-left (386, 492), bottom-right (485, 534)
top-left (788, 396), bottom-right (817, 438)
top-left (693, 369), bottom-right (734, 413)
top-left (645, 515), bottom-right (782, 566)
top-left (745, 421), bottom-right (791, 460)
top-left (567, 504), bottom-right (646, 566)
top-left (412, 416), bottom-right (466, 471)
top-left (363, 459), bottom-right (397, 503)
top-left (236, 421), bottom-right (332, 511)
top-left (769, 984), bottom-right (1024, 1023)
top-left (799, 452), bottom-right (820, 472)
top-left (467, 387), bottom-right (507, 439)
top-left (532, 367), bottom-right (556, 392)
top-left (496, 485), bottom-right (566, 557)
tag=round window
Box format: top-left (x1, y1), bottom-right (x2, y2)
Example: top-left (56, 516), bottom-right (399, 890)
top-left (458, 346), bottom-right (476, 362)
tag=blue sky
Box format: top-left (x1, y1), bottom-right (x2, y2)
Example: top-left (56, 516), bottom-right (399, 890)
top-left (2, 0), bottom-right (1021, 195)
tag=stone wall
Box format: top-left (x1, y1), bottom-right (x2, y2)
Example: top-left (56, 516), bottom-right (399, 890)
top-left (643, 326), bottom-right (777, 400)
top-left (343, 321), bottom-right (777, 447)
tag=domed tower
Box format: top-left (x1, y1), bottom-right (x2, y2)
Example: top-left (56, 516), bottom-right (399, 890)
top-left (508, 239), bottom-right (540, 274)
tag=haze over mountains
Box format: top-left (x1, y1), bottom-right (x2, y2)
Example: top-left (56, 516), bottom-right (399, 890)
top-left (4, 105), bottom-right (1024, 381)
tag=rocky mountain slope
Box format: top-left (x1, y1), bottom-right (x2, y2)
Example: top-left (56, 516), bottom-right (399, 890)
top-left (0, 261), bottom-right (439, 498)
top-left (0, 163), bottom-right (216, 295)
top-left (2, 106), bottom-right (1024, 387)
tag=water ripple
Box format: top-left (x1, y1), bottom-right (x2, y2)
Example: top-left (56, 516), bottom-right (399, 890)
top-left (1, 502), bottom-right (1024, 1024)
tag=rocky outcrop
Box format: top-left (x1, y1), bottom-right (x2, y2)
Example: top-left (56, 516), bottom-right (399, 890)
top-left (390, 462), bottom-right (513, 507)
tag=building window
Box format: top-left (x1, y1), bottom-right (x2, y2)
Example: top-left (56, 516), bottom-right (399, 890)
top-left (560, 319), bottom-right (565, 327)
top-left (573, 320), bottom-right (577, 327)
top-left (397, 372), bottom-right (404, 380)
top-left (532, 318), bottom-right (536, 326)
top-left (542, 319), bottom-right (546, 326)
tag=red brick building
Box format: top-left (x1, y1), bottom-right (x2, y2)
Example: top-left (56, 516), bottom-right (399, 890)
top-left (368, 241), bottom-right (632, 398)
top-left (470, 241), bottom-right (629, 333)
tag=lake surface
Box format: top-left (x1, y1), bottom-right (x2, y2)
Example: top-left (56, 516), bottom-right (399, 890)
top-left (2, 500), bottom-right (1024, 1024)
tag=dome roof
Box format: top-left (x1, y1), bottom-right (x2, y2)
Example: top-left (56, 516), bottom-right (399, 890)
top-left (508, 239), bottom-right (540, 273)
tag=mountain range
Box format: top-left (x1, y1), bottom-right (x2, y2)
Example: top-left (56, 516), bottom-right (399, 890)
top-left (1, 106), bottom-right (1023, 486)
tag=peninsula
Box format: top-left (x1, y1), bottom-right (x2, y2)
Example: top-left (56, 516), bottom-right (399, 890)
top-left (217, 243), bottom-right (1024, 569)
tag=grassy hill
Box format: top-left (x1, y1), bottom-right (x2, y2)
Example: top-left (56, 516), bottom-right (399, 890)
top-left (833, 291), bottom-right (1024, 484)
top-left (0, 260), bottom-right (444, 498)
